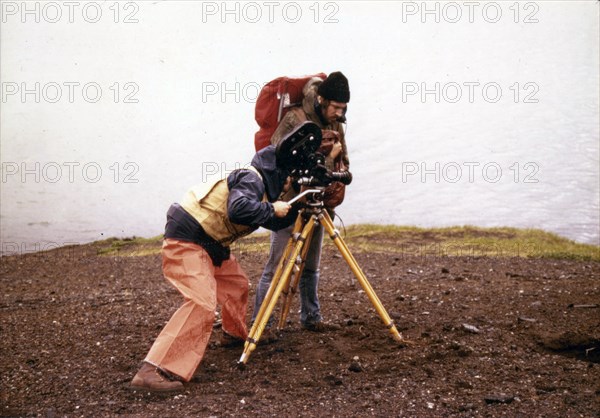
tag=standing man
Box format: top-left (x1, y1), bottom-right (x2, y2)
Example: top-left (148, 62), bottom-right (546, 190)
top-left (130, 145), bottom-right (294, 392)
top-left (251, 71), bottom-right (351, 332)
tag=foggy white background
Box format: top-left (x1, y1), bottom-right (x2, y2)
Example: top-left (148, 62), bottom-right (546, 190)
top-left (1, 0), bottom-right (599, 254)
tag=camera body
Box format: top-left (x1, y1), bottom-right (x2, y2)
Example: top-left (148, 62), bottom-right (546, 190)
top-left (276, 121), bottom-right (352, 188)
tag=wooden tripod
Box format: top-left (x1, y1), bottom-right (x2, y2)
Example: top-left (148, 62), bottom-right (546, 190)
top-left (239, 192), bottom-right (407, 365)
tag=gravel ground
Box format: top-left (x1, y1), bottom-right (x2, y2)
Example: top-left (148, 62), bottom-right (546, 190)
top-left (1, 239), bottom-right (599, 417)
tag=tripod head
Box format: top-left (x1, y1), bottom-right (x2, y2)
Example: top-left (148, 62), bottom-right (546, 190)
top-left (286, 187), bottom-right (324, 207)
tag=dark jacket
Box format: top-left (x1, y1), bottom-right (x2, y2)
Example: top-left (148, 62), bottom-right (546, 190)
top-left (227, 145), bottom-right (293, 231)
top-left (164, 146), bottom-right (293, 266)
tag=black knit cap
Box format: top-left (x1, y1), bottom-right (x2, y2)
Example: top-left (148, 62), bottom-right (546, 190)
top-left (317, 71), bottom-right (350, 103)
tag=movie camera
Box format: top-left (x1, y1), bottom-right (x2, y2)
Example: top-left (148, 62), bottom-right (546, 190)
top-left (275, 121), bottom-right (353, 190)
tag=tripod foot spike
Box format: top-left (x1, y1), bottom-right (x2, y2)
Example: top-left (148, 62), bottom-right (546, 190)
top-left (394, 333), bottom-right (417, 347)
top-left (238, 341), bottom-right (257, 365)
top-left (238, 354), bottom-right (247, 364)
top-left (389, 324), bottom-right (417, 346)
top-left (397, 339), bottom-right (417, 348)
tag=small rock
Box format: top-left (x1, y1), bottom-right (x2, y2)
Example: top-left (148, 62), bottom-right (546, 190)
top-left (349, 361), bottom-right (363, 372)
top-left (390, 311), bottom-right (403, 320)
top-left (325, 374), bottom-right (343, 386)
top-left (458, 403), bottom-right (475, 412)
top-left (457, 347), bottom-right (473, 357)
top-left (456, 380), bottom-right (473, 389)
top-left (462, 324), bottom-right (481, 334)
top-left (536, 385), bottom-right (557, 394)
top-left (324, 374), bottom-right (343, 386)
top-left (484, 394), bottom-right (514, 404)
top-left (441, 267), bottom-right (450, 274)
top-left (518, 317), bottom-right (536, 323)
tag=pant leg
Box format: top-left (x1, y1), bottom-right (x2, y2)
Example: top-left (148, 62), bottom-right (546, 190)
top-left (251, 226), bottom-right (292, 324)
top-left (145, 239), bottom-right (217, 382)
top-left (299, 223), bottom-right (324, 324)
top-left (214, 254), bottom-right (249, 340)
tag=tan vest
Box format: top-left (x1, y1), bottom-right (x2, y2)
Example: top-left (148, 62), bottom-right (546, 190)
top-left (180, 167), bottom-right (267, 247)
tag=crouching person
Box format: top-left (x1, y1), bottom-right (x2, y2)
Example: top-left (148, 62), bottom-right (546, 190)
top-left (130, 145), bottom-right (293, 392)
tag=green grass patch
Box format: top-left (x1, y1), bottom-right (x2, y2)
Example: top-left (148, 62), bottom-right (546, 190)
top-left (96, 235), bottom-right (163, 256)
top-left (327, 225), bottom-right (599, 261)
top-left (96, 226), bottom-right (599, 261)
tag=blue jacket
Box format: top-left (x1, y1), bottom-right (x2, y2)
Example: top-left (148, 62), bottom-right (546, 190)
top-left (227, 145), bottom-right (294, 231)
top-left (164, 145), bottom-right (295, 266)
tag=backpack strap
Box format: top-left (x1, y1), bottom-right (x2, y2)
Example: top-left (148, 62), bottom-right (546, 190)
top-left (290, 106), bottom-right (307, 123)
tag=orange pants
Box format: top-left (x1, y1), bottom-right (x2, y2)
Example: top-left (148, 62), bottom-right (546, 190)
top-left (144, 239), bottom-right (248, 382)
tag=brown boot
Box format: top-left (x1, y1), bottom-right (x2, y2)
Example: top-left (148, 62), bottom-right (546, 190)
top-left (130, 362), bottom-right (184, 393)
top-left (302, 321), bottom-right (341, 333)
top-left (218, 331), bottom-right (245, 348)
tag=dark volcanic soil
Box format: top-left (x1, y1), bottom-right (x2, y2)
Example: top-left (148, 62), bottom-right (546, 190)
top-left (1, 239), bottom-right (599, 417)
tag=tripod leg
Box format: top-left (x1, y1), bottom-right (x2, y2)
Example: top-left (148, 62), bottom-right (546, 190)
top-left (278, 226), bottom-right (314, 329)
top-left (239, 215), bottom-right (317, 364)
top-left (319, 212), bottom-right (406, 343)
top-left (247, 216), bottom-right (303, 344)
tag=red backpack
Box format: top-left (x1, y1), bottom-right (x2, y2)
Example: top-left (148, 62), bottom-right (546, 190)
top-left (254, 73), bottom-right (326, 152)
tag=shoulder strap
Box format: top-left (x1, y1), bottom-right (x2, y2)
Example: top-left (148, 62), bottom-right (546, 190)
top-left (290, 106), bottom-right (307, 123)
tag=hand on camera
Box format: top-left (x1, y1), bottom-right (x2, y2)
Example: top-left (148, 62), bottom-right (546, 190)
top-left (329, 142), bottom-right (343, 160)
